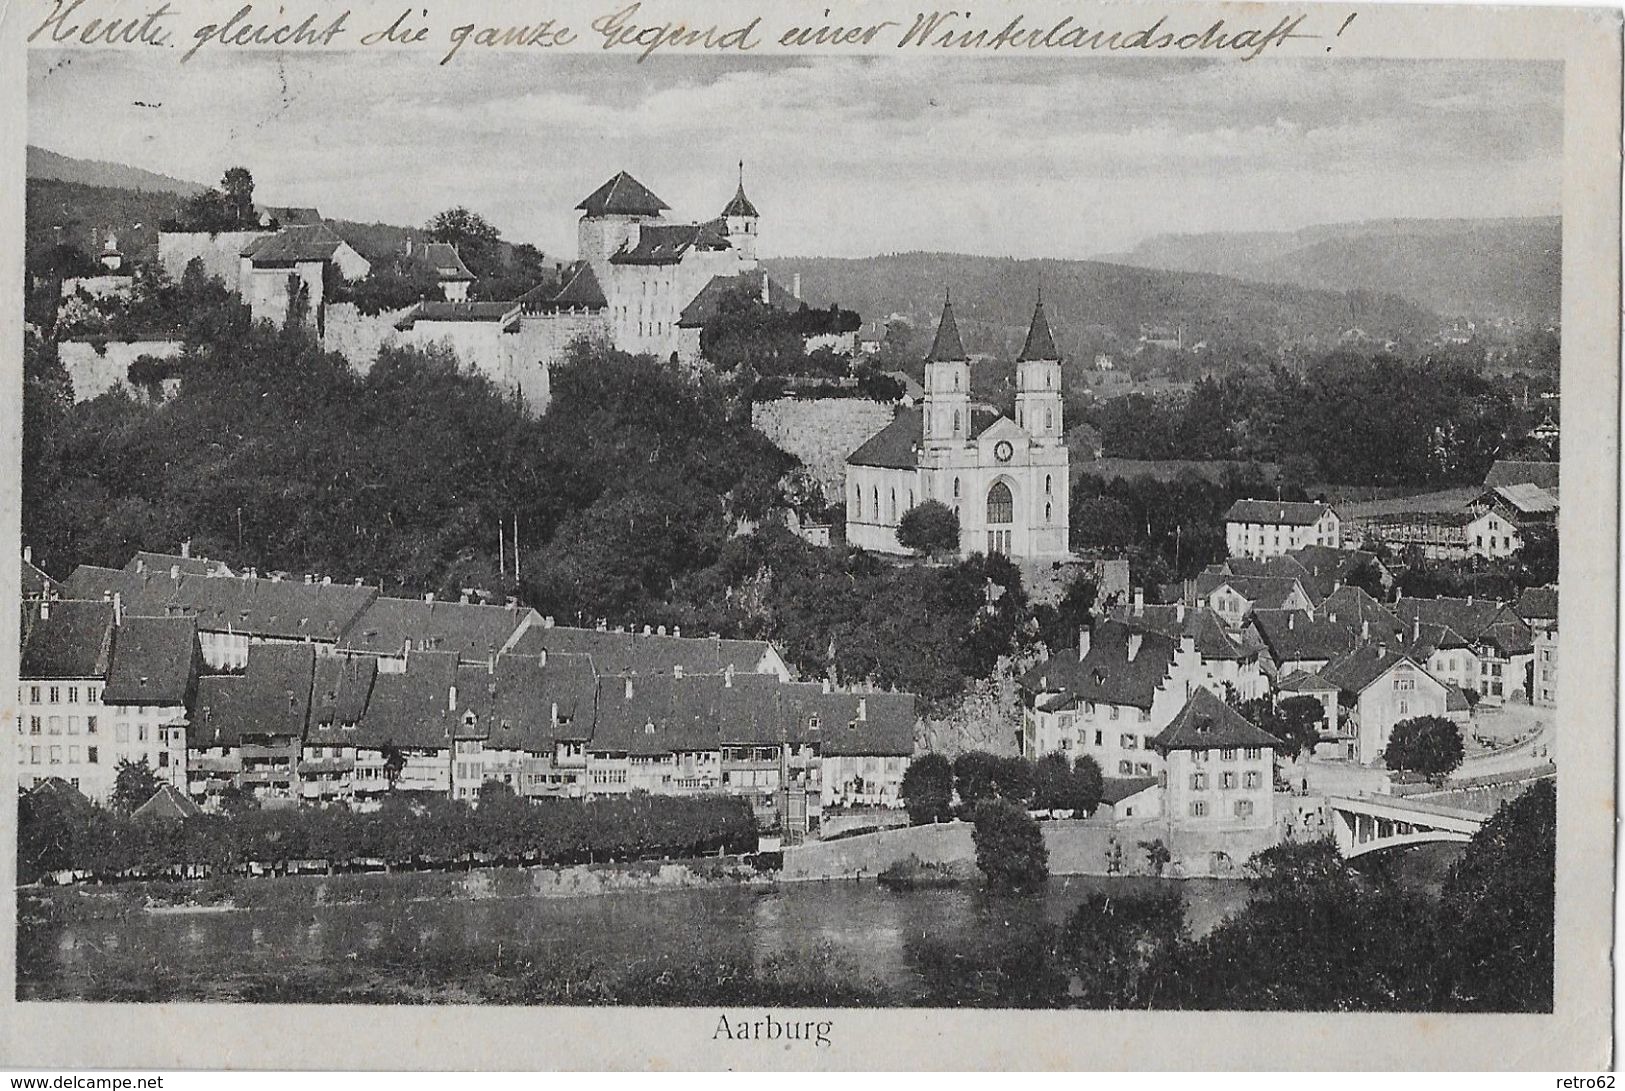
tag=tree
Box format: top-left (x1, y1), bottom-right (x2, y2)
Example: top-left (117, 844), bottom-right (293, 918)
top-left (1383, 715), bottom-right (1465, 778)
top-left (896, 500), bottom-right (960, 556)
top-left (1436, 780), bottom-right (1554, 1011)
top-left (111, 757), bottom-right (161, 816)
top-left (1140, 838), bottom-right (1171, 876)
top-left (899, 753), bottom-right (954, 825)
top-left (1232, 694), bottom-right (1323, 759)
top-left (218, 783), bottom-right (260, 817)
top-left (1033, 753), bottom-right (1102, 817)
top-left (951, 751), bottom-right (1000, 811)
top-left (381, 743), bottom-right (407, 792)
top-left (1063, 754), bottom-right (1105, 817)
top-left (426, 206), bottom-right (502, 249)
top-left (971, 799), bottom-right (1049, 895)
top-left (1058, 890), bottom-right (1186, 1007)
top-left (221, 167), bottom-right (256, 228)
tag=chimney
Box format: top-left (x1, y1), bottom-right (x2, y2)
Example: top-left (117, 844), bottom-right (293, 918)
top-left (38, 600), bottom-right (49, 621)
top-left (792, 273), bottom-right (802, 300)
top-left (21, 544), bottom-right (30, 564)
top-left (624, 677), bottom-right (634, 700)
top-left (538, 649), bottom-right (548, 667)
top-left (1077, 627), bottom-right (1091, 661)
top-left (425, 592), bottom-right (435, 604)
top-left (1128, 633), bottom-right (1143, 661)
top-left (171, 565), bottom-right (181, 580)
top-left (355, 578), bottom-right (364, 587)
top-left (857, 697), bottom-right (867, 721)
top-left (1289, 614), bottom-right (1296, 630)
top-left (112, 592), bottom-right (123, 625)
top-left (1176, 602), bottom-right (1185, 624)
top-left (1466, 594), bottom-right (1473, 605)
top-left (822, 677), bottom-right (832, 694)
top-left (448, 685), bottom-right (457, 711)
top-left (487, 655), bottom-right (495, 674)
top-left (304, 573), bottom-right (313, 585)
top-left (550, 701), bottom-right (559, 726)
top-left (642, 625), bottom-right (652, 636)
top-left (1133, 587), bottom-right (1144, 617)
top-left (1361, 620), bottom-right (1370, 640)
top-left (1413, 619), bottom-right (1421, 640)
top-left (322, 576), bottom-right (332, 585)
top-left (672, 626), bottom-right (680, 638)
top-left (180, 540), bottom-right (191, 559)
top-left (544, 616), bottom-right (556, 628)
top-left (135, 558), bottom-right (145, 573)
top-left (761, 271), bottom-right (770, 304)
top-left (657, 625), bottom-right (667, 636)
top-left (674, 664), bottom-right (683, 679)
top-left (725, 664), bottom-right (735, 688)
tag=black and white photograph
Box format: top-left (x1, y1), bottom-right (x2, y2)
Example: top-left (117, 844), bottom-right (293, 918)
top-left (4, 0), bottom-right (1620, 1066)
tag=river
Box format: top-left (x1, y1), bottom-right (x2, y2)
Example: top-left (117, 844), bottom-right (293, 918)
top-left (17, 844), bottom-right (1462, 1005)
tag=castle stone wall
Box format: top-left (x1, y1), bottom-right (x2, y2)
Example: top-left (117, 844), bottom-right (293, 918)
top-left (752, 397), bottom-right (896, 500)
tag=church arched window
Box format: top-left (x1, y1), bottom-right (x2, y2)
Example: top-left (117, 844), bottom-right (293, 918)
top-left (953, 410), bottom-right (961, 433)
top-left (987, 482), bottom-right (1014, 525)
top-left (1017, 408), bottom-right (1023, 429)
top-left (1045, 502), bottom-right (1052, 522)
top-left (953, 477), bottom-right (960, 499)
top-left (1045, 474), bottom-right (1052, 495)
top-left (1046, 409), bottom-right (1053, 431)
top-left (953, 372), bottom-right (960, 391)
top-left (872, 487), bottom-right (878, 519)
top-left (889, 488), bottom-right (897, 521)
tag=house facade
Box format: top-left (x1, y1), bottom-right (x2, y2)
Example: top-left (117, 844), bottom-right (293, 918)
top-left (1151, 688), bottom-right (1280, 832)
top-left (1224, 500), bottom-right (1340, 559)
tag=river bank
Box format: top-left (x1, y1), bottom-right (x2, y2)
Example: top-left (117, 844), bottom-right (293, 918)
top-left (18, 855), bottom-right (772, 924)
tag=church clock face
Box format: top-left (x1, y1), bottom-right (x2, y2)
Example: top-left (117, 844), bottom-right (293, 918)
top-left (994, 440), bottom-right (1014, 463)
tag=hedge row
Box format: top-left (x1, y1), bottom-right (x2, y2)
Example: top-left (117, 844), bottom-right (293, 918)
top-left (18, 792), bottom-right (758, 884)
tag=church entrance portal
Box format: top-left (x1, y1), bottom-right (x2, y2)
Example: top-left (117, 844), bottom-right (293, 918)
top-left (987, 481), bottom-right (1013, 555)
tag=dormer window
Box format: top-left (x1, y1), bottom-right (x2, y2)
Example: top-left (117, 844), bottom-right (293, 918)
top-left (808, 715), bottom-right (821, 731)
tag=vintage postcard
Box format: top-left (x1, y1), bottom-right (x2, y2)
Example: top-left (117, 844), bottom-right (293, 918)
top-left (0, 0), bottom-right (1619, 1071)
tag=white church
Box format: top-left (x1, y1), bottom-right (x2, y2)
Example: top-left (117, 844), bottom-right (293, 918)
top-left (845, 294), bottom-right (1072, 560)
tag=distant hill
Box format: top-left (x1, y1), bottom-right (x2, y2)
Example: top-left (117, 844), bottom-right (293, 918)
top-left (28, 145), bottom-right (205, 197)
top-left (26, 178), bottom-right (193, 265)
top-left (764, 253), bottom-right (1439, 364)
top-left (1101, 217), bottom-right (1560, 322)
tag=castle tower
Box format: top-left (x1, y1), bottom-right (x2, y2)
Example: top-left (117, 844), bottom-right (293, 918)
top-left (721, 161), bottom-right (760, 267)
top-left (576, 170), bottom-right (669, 271)
top-left (1014, 291), bottom-right (1063, 444)
top-left (922, 290), bottom-right (971, 449)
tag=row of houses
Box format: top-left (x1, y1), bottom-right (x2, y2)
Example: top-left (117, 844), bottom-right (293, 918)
top-left (17, 550), bottom-right (916, 827)
top-left (1223, 460), bottom-right (1559, 563)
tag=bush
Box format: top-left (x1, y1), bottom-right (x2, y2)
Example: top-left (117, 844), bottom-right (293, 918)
top-left (899, 753), bottom-right (954, 825)
top-left (971, 799), bottom-right (1048, 895)
top-left (897, 500), bottom-right (960, 556)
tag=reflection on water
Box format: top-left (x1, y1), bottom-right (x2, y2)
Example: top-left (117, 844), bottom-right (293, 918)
top-left (21, 845), bottom-right (1459, 1003)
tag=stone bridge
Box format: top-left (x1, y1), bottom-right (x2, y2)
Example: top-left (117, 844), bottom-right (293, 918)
top-left (1325, 793), bottom-right (1486, 858)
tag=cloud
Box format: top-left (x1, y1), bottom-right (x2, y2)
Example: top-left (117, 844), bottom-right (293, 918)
top-left (28, 52), bottom-right (1561, 257)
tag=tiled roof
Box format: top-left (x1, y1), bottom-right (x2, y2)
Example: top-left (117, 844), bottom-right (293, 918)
top-left (64, 565), bottom-right (379, 643)
top-left (610, 221), bottom-right (729, 266)
top-left (926, 295), bottom-right (966, 362)
top-left (509, 624), bottom-right (776, 678)
top-left (20, 600), bottom-right (115, 680)
top-left (1021, 621), bottom-right (1178, 712)
top-left (395, 301), bottom-right (520, 330)
top-left (1250, 609), bottom-right (1362, 665)
top-left (1275, 668), bottom-right (1338, 693)
top-left (189, 644), bottom-right (317, 749)
top-left (1318, 643), bottom-right (1430, 696)
top-left (132, 783), bottom-right (204, 822)
top-left (1515, 586), bottom-right (1558, 623)
top-left (352, 649), bottom-right (460, 750)
top-left (547, 262), bottom-right (609, 310)
top-left (419, 242), bottom-right (474, 281)
top-left (22, 557), bottom-right (58, 599)
top-left (126, 551), bottom-right (232, 578)
top-left (311, 655), bottom-right (378, 726)
top-left (1100, 776), bottom-right (1160, 805)
top-left (577, 172), bottom-right (670, 217)
top-left (591, 673), bottom-right (725, 756)
top-left (1150, 688), bottom-right (1283, 752)
top-left (242, 223), bottom-right (349, 265)
top-left (721, 182), bottom-right (758, 219)
top-left (677, 271), bottom-right (797, 328)
top-left (846, 406), bottom-right (922, 470)
top-left (102, 616), bottom-right (200, 706)
top-left (1017, 298), bottom-right (1060, 362)
top-left (26, 777), bottom-right (93, 814)
top-left (1112, 605), bottom-right (1253, 662)
top-left (1394, 596), bottom-right (1528, 649)
top-left (1284, 545), bottom-right (1383, 599)
top-left (1487, 483), bottom-right (1559, 515)
top-left (1206, 575), bottom-right (1308, 611)
top-left (260, 206), bottom-right (323, 226)
top-left (812, 689), bottom-right (915, 756)
top-left (1223, 499), bottom-right (1333, 526)
top-left (1318, 585), bottom-right (1402, 634)
top-left (340, 597), bottom-right (537, 661)
top-left (1484, 460), bottom-right (1559, 490)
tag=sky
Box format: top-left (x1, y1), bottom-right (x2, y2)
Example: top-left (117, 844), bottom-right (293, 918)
top-left (28, 52), bottom-right (1562, 259)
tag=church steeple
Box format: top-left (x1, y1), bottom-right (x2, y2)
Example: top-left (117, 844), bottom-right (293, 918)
top-left (1015, 290), bottom-right (1063, 444)
top-left (926, 289), bottom-right (966, 362)
top-left (923, 289), bottom-right (971, 449)
top-left (1018, 290), bottom-right (1060, 362)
